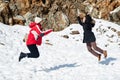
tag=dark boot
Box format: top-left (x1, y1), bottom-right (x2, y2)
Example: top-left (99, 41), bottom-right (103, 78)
top-left (19, 52), bottom-right (27, 62)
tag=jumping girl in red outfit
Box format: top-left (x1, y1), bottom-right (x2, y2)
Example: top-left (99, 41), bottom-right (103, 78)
top-left (19, 17), bottom-right (53, 62)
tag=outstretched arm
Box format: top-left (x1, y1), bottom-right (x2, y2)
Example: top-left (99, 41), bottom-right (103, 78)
top-left (37, 29), bottom-right (53, 40)
top-left (43, 29), bottom-right (53, 36)
top-left (77, 16), bottom-right (83, 25)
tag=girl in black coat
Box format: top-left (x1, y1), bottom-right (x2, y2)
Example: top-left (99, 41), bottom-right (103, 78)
top-left (77, 12), bottom-right (107, 61)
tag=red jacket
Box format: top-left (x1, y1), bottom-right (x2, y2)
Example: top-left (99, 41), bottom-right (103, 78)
top-left (26, 22), bottom-right (53, 45)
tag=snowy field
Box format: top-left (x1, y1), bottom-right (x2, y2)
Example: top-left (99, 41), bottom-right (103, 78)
top-left (0, 19), bottom-right (120, 80)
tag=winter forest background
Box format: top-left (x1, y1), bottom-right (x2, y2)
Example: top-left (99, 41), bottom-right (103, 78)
top-left (0, 0), bottom-right (120, 80)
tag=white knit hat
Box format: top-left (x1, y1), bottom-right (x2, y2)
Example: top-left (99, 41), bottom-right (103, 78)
top-left (35, 17), bottom-right (42, 23)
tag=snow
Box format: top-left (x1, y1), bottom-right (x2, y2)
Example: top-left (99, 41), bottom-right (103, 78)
top-left (0, 19), bottom-right (120, 80)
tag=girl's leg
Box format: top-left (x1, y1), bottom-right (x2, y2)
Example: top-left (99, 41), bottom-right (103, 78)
top-left (91, 42), bottom-right (103, 53)
top-left (91, 42), bottom-right (107, 58)
top-left (86, 43), bottom-right (100, 57)
top-left (19, 44), bottom-right (40, 62)
top-left (86, 43), bottom-right (101, 61)
top-left (27, 44), bottom-right (40, 58)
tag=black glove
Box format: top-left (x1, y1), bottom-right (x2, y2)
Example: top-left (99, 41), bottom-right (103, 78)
top-left (40, 33), bottom-right (44, 37)
top-left (37, 33), bottom-right (44, 40)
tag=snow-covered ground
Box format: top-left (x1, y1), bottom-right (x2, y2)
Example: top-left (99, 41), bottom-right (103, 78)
top-left (0, 19), bottom-right (120, 80)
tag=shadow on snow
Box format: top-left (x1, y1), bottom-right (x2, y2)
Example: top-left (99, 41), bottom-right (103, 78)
top-left (39, 63), bottom-right (80, 72)
top-left (99, 57), bottom-right (117, 65)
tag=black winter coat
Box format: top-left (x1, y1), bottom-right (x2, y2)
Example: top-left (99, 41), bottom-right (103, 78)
top-left (77, 15), bottom-right (96, 43)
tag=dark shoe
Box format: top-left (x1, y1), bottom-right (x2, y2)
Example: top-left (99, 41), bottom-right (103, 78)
top-left (19, 52), bottom-right (27, 62)
top-left (98, 54), bottom-right (101, 61)
top-left (103, 50), bottom-right (107, 58)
